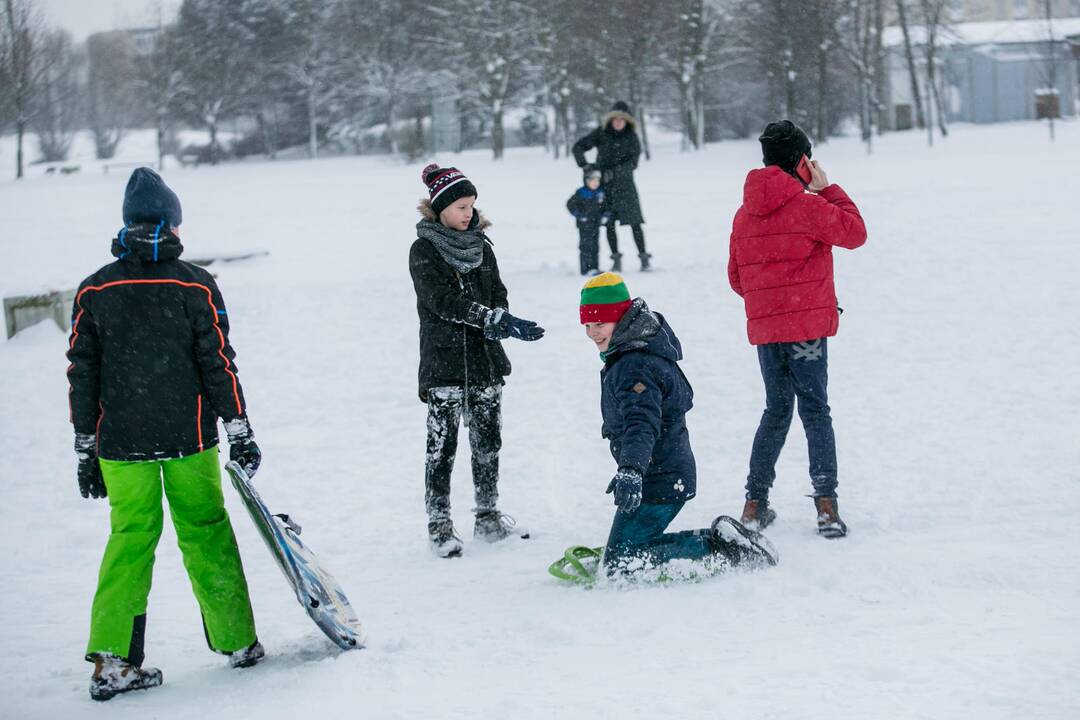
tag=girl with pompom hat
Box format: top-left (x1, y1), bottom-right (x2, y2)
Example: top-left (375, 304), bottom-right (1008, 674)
top-left (409, 162), bottom-right (545, 558)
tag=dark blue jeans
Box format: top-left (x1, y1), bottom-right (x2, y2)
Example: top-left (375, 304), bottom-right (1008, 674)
top-left (603, 501), bottom-right (713, 573)
top-left (746, 338), bottom-right (838, 500)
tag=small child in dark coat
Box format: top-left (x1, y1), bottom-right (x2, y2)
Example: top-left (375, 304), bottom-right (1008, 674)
top-left (579, 273), bottom-right (779, 577)
top-left (566, 169), bottom-right (609, 275)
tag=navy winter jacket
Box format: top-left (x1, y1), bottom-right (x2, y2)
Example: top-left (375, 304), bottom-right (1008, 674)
top-left (600, 299), bottom-right (696, 504)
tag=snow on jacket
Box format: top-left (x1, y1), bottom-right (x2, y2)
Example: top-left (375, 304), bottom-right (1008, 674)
top-left (600, 299), bottom-right (696, 504)
top-left (728, 166), bottom-right (866, 345)
top-left (409, 200), bottom-right (511, 401)
top-left (67, 223), bottom-right (247, 461)
top-left (566, 186), bottom-right (606, 229)
top-left (572, 112), bottom-right (644, 227)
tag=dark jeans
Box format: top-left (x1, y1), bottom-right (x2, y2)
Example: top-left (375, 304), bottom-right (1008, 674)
top-left (606, 223), bottom-right (646, 257)
top-left (746, 338), bottom-right (837, 500)
top-left (603, 501), bottom-right (713, 573)
top-left (578, 225), bottom-right (600, 274)
top-left (424, 384), bottom-right (502, 523)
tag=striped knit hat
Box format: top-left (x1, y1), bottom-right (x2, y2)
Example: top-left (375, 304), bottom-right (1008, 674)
top-left (580, 272), bottom-right (632, 324)
top-left (422, 162), bottom-right (478, 216)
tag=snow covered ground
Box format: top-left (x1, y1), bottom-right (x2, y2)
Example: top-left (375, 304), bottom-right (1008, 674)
top-left (1, 120), bottom-right (1078, 719)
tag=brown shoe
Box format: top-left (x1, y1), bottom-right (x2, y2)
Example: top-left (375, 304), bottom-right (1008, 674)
top-left (739, 498), bottom-right (776, 530)
top-left (89, 654), bottom-right (163, 701)
top-left (814, 496), bottom-right (848, 538)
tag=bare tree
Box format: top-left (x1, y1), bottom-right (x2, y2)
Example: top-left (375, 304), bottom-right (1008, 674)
top-left (839, 0), bottom-right (885, 152)
top-left (1035, 0), bottom-right (1060, 141)
top-left (133, 23), bottom-right (184, 170)
top-left (32, 27), bottom-right (79, 162)
top-left (918, 0), bottom-right (950, 144)
top-left (2, 0), bottom-right (46, 178)
top-left (86, 31), bottom-right (136, 159)
top-left (895, 0), bottom-right (927, 130)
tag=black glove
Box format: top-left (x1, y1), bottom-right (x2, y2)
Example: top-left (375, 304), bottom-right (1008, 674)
top-left (225, 416), bottom-right (262, 478)
top-left (606, 467), bottom-right (642, 514)
top-left (75, 432), bottom-right (107, 499)
top-left (484, 308), bottom-right (545, 342)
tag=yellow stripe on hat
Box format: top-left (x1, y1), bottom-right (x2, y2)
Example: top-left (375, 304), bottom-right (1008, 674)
top-left (582, 272), bottom-right (626, 290)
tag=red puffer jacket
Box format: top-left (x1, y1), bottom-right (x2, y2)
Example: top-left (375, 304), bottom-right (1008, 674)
top-left (728, 166), bottom-right (866, 345)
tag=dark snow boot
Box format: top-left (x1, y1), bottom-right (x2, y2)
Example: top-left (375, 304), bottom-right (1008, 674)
top-left (638, 252), bottom-right (652, 271)
top-left (710, 516), bottom-right (779, 567)
top-left (610, 252), bottom-right (623, 272)
top-left (89, 654), bottom-right (163, 702)
top-left (739, 498), bottom-right (777, 530)
top-left (474, 510), bottom-right (529, 542)
top-left (228, 640), bottom-right (265, 669)
top-left (429, 518), bottom-right (463, 558)
top-left (814, 496), bottom-right (848, 538)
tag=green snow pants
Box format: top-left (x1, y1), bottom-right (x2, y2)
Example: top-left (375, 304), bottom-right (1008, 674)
top-left (86, 447), bottom-right (256, 664)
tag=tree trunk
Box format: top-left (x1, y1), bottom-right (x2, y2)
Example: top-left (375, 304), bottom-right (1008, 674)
top-left (387, 96), bottom-right (398, 155)
top-left (156, 118), bottom-right (165, 171)
top-left (209, 122), bottom-right (219, 165)
top-left (308, 86), bottom-right (318, 160)
top-left (491, 105), bottom-right (504, 160)
top-left (896, 0), bottom-right (926, 129)
top-left (638, 104), bottom-right (651, 161)
top-left (16, 120), bottom-right (24, 179)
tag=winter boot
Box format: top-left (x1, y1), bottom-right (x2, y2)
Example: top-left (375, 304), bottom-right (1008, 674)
top-left (610, 252), bottom-right (623, 272)
top-left (739, 498), bottom-right (777, 530)
top-left (474, 510), bottom-right (529, 542)
top-left (709, 516), bottom-right (779, 568)
top-left (429, 518), bottom-right (463, 557)
top-left (814, 496), bottom-right (848, 538)
top-left (638, 252), bottom-right (652, 271)
top-left (89, 654), bottom-right (163, 702)
top-left (228, 640), bottom-right (265, 669)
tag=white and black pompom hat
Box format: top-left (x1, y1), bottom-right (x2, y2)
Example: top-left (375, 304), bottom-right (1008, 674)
top-left (421, 163), bottom-right (478, 216)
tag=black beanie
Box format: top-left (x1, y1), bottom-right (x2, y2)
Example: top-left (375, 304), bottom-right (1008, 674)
top-left (122, 167), bottom-right (182, 227)
top-left (421, 163), bottom-right (478, 216)
top-left (759, 120), bottom-right (812, 173)
top-left (611, 100), bottom-right (632, 115)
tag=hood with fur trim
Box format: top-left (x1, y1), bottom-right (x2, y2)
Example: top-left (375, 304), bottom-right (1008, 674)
top-left (417, 197), bottom-right (492, 231)
top-left (602, 110), bottom-right (637, 132)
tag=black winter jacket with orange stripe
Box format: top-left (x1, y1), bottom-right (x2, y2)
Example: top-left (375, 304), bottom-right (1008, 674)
top-left (66, 223), bottom-right (247, 460)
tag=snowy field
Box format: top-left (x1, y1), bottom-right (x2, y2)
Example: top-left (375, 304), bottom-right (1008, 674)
top-left (1, 120), bottom-right (1078, 719)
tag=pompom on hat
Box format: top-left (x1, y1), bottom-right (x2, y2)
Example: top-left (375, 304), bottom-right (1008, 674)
top-left (421, 162), bottom-right (478, 216)
top-left (580, 272), bottom-right (632, 324)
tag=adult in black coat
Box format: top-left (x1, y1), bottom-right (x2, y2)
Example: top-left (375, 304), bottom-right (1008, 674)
top-left (572, 101), bottom-right (650, 272)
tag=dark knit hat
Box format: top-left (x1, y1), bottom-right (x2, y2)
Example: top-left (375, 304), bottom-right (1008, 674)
top-left (759, 120), bottom-right (812, 173)
top-left (611, 100), bottom-right (632, 115)
top-left (421, 163), bottom-right (478, 216)
top-left (122, 167), bottom-right (182, 227)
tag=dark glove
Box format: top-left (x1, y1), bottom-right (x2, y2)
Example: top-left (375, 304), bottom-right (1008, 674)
top-left (484, 308), bottom-right (545, 342)
top-left (75, 433), bottom-right (107, 499)
top-left (225, 416), bottom-right (262, 478)
top-left (606, 467), bottom-right (642, 514)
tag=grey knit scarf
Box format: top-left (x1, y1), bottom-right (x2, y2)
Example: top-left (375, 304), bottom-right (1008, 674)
top-left (416, 220), bottom-right (486, 273)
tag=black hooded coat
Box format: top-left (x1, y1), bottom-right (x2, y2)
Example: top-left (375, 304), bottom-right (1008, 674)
top-left (572, 110), bottom-right (645, 227)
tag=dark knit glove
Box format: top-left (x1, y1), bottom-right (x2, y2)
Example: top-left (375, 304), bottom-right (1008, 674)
top-left (606, 467), bottom-right (642, 514)
top-left (75, 432), bottom-right (107, 499)
top-left (484, 308), bottom-right (545, 342)
top-left (225, 416), bottom-right (262, 478)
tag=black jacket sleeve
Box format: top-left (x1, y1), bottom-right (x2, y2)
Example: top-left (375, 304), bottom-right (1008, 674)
top-left (489, 246), bottom-right (508, 311)
top-left (410, 240), bottom-right (490, 327)
top-left (191, 274), bottom-right (247, 421)
top-left (567, 190), bottom-right (583, 217)
top-left (611, 356), bottom-right (663, 475)
top-left (572, 128), bottom-right (600, 168)
top-left (66, 286), bottom-right (102, 435)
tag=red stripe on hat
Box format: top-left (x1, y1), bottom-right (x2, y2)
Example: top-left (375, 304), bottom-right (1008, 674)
top-left (580, 300), bottom-right (632, 324)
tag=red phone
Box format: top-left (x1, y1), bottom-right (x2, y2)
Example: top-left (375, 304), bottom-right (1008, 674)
top-left (795, 155), bottom-right (813, 185)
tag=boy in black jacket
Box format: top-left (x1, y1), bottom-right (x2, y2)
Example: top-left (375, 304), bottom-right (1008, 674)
top-left (409, 163), bottom-right (545, 558)
top-left (68, 168), bottom-right (264, 701)
top-left (566, 169), bottom-right (609, 275)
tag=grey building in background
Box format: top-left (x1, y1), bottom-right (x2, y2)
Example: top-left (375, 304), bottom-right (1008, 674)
top-left (883, 18), bottom-right (1080, 128)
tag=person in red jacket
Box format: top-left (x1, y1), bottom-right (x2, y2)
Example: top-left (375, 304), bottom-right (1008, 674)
top-left (728, 120), bottom-right (866, 538)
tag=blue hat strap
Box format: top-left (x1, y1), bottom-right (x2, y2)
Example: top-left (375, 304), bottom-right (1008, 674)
top-left (152, 220), bottom-right (164, 262)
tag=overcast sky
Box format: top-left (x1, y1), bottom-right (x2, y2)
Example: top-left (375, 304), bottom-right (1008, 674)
top-left (37, 0), bottom-right (180, 40)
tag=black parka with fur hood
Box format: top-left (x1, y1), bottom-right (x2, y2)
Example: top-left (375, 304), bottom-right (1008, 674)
top-left (409, 200), bottom-right (511, 402)
top-left (572, 107), bottom-right (645, 227)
